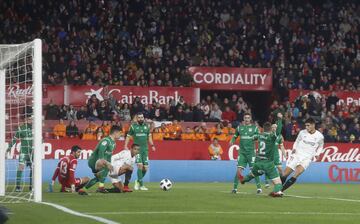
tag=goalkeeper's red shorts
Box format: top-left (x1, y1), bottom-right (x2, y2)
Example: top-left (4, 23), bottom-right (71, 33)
top-left (59, 178), bottom-right (82, 188)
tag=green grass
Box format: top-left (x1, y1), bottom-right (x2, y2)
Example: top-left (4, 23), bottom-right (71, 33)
top-left (3, 183), bottom-right (360, 224)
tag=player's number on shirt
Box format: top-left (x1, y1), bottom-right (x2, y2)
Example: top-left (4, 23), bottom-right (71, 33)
top-left (60, 161), bottom-right (68, 175)
top-left (258, 142), bottom-right (266, 156)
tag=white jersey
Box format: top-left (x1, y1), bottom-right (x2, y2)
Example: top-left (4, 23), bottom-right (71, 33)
top-left (109, 149), bottom-right (135, 183)
top-left (293, 129), bottom-right (324, 159)
top-left (111, 149), bottom-right (135, 168)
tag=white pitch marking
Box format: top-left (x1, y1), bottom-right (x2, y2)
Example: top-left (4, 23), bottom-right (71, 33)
top-left (41, 202), bottom-right (120, 224)
top-left (85, 211), bottom-right (360, 216)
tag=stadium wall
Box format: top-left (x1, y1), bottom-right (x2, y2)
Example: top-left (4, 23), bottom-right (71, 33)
top-left (5, 160), bottom-right (360, 184)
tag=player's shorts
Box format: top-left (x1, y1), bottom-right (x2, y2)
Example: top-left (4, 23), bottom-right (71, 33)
top-left (19, 153), bottom-right (32, 166)
top-left (286, 154), bottom-right (312, 171)
top-left (251, 160), bottom-right (279, 180)
top-left (237, 152), bottom-right (255, 169)
top-left (59, 177), bottom-right (82, 188)
top-left (136, 150), bottom-right (149, 166)
top-left (88, 159), bottom-right (109, 179)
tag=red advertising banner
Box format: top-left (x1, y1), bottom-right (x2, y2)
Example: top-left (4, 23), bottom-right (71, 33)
top-left (6, 140), bottom-right (360, 162)
top-left (188, 67), bottom-right (272, 91)
top-left (289, 90), bottom-right (360, 107)
top-left (6, 84), bottom-right (64, 105)
top-left (65, 86), bottom-right (200, 106)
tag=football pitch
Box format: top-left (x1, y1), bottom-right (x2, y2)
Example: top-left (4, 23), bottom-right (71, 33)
top-left (4, 183), bottom-right (360, 224)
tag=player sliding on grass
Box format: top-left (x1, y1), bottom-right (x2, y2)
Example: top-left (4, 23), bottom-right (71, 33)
top-left (264, 126), bottom-right (287, 188)
top-left (50, 145), bottom-right (90, 195)
top-left (7, 116), bottom-right (33, 192)
top-left (106, 144), bottom-right (140, 193)
top-left (83, 125), bottom-right (122, 193)
top-left (281, 118), bottom-right (324, 192)
top-left (240, 113), bottom-right (284, 197)
top-left (124, 113), bottom-right (156, 191)
top-left (230, 112), bottom-right (262, 194)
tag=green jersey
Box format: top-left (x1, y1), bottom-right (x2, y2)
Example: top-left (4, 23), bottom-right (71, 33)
top-left (256, 119), bottom-right (283, 162)
top-left (231, 124), bottom-right (259, 153)
top-left (273, 135), bottom-right (283, 157)
top-left (9, 124), bottom-right (33, 154)
top-left (127, 123), bottom-right (150, 151)
top-left (89, 136), bottom-right (116, 164)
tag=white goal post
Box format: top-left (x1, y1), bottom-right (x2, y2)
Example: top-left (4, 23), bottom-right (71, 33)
top-left (0, 39), bottom-right (42, 202)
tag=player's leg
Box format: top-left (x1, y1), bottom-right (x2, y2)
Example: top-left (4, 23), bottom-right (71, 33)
top-left (248, 154), bottom-right (262, 193)
top-left (281, 155), bottom-right (298, 184)
top-left (241, 162), bottom-right (262, 184)
top-left (139, 151), bottom-right (149, 190)
top-left (84, 159), bottom-right (109, 192)
top-left (265, 163), bottom-right (283, 197)
top-left (282, 162), bottom-right (307, 192)
top-left (26, 155), bottom-right (33, 191)
top-left (232, 153), bottom-right (246, 193)
top-left (76, 177), bottom-right (90, 194)
top-left (123, 169), bottom-right (133, 192)
top-left (15, 154), bottom-right (26, 191)
top-left (264, 176), bottom-right (270, 188)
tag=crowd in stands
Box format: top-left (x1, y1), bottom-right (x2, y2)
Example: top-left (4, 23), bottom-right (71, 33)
top-left (2, 0), bottom-right (360, 143)
top-left (269, 91), bottom-right (360, 143)
top-left (2, 0), bottom-right (359, 93)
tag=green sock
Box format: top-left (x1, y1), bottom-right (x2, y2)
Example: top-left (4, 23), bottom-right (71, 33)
top-left (142, 170), bottom-right (147, 185)
top-left (243, 175), bottom-right (254, 183)
top-left (16, 170), bottom-right (22, 187)
top-left (85, 177), bottom-right (98, 189)
top-left (274, 183), bottom-right (282, 192)
top-left (29, 168), bottom-right (33, 188)
top-left (255, 176), bottom-right (261, 189)
top-left (137, 169), bottom-right (144, 186)
top-left (233, 173), bottom-right (239, 189)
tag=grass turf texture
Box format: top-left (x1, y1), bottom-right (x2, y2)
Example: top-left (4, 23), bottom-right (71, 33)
top-left (3, 183), bottom-right (360, 224)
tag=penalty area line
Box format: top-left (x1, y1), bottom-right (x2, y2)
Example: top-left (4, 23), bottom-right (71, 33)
top-left (41, 202), bottom-right (120, 224)
top-left (85, 211), bottom-right (360, 216)
top-left (219, 190), bottom-right (360, 203)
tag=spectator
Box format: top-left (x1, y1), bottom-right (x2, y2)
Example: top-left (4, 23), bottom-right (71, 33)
top-left (53, 119), bottom-right (66, 139)
top-left (66, 105), bottom-right (77, 121)
top-left (159, 123), bottom-right (171, 140)
top-left (209, 104), bottom-right (222, 122)
top-left (209, 123), bottom-right (228, 141)
top-left (85, 121), bottom-right (98, 135)
top-left (45, 99), bottom-right (59, 120)
top-left (58, 105), bottom-right (68, 120)
top-left (174, 106), bottom-right (185, 121)
top-left (168, 120), bottom-right (182, 140)
top-left (120, 103), bottom-right (131, 121)
top-left (194, 122), bottom-right (210, 141)
top-left (208, 138), bottom-right (223, 160)
top-left (223, 123), bottom-right (236, 141)
top-left (193, 104), bottom-right (205, 122)
top-left (337, 124), bottom-right (349, 142)
top-left (77, 106), bottom-right (88, 120)
top-left (96, 127), bottom-right (105, 141)
top-left (221, 106), bottom-right (237, 123)
top-left (66, 120), bottom-right (79, 138)
top-left (183, 107), bottom-right (194, 122)
top-left (101, 121), bottom-right (111, 136)
top-left (181, 127), bottom-right (196, 141)
top-left (150, 102), bottom-right (165, 121)
top-left (82, 127), bottom-right (96, 140)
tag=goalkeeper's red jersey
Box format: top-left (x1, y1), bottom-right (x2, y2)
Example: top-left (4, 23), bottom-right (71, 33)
top-left (52, 154), bottom-right (77, 185)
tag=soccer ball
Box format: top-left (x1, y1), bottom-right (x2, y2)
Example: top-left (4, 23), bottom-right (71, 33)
top-left (160, 179), bottom-right (172, 191)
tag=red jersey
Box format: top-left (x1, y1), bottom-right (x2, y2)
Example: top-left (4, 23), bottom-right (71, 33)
top-left (52, 154), bottom-right (77, 186)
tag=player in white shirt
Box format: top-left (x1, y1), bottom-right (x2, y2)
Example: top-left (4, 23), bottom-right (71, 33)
top-left (108, 144), bottom-right (140, 193)
top-left (281, 118), bottom-right (324, 192)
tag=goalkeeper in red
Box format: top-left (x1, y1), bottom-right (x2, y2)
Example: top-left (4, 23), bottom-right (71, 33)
top-left (50, 145), bottom-right (89, 195)
top-left (230, 112), bottom-right (262, 194)
top-left (240, 113), bottom-right (284, 197)
top-left (124, 113), bottom-right (156, 191)
top-left (7, 116), bottom-right (33, 192)
top-left (83, 125), bottom-right (122, 193)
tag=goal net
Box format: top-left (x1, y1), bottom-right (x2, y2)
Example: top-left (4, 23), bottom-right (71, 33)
top-left (0, 39), bottom-right (42, 203)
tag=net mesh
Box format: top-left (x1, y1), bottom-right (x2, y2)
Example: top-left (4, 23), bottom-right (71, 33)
top-left (1, 42), bottom-right (36, 203)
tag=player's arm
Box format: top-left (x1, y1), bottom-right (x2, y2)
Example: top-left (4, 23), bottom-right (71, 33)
top-left (7, 128), bottom-right (20, 152)
top-left (230, 126), bottom-right (240, 145)
top-left (148, 130), bottom-right (156, 151)
top-left (51, 161), bottom-right (60, 185)
top-left (314, 136), bottom-right (324, 161)
top-left (124, 125), bottom-right (134, 150)
top-left (279, 136), bottom-right (287, 160)
top-left (275, 113), bottom-right (283, 136)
